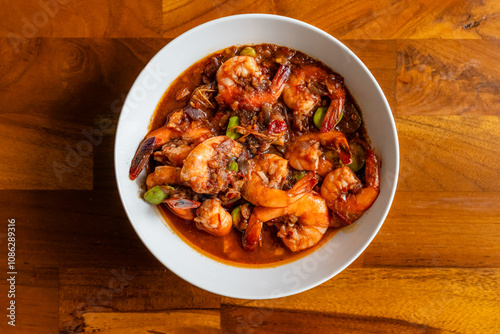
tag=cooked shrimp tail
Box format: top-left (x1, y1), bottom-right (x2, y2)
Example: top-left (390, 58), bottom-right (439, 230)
top-left (365, 149), bottom-right (380, 189)
top-left (130, 125), bottom-right (178, 180)
top-left (243, 206), bottom-right (282, 251)
top-left (129, 136), bottom-right (155, 180)
top-left (242, 207), bottom-right (264, 251)
top-left (271, 64), bottom-right (291, 100)
top-left (320, 74), bottom-right (346, 133)
top-left (287, 171), bottom-right (318, 203)
top-left (166, 198), bottom-right (201, 220)
top-left (336, 135), bottom-right (352, 165)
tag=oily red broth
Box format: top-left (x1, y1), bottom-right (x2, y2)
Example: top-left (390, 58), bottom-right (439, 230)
top-left (159, 204), bottom-right (338, 267)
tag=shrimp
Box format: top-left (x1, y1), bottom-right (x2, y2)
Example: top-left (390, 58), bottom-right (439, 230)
top-left (285, 131), bottom-right (352, 177)
top-left (241, 154), bottom-right (318, 207)
top-left (283, 65), bottom-right (345, 132)
top-left (146, 166), bottom-right (186, 189)
top-left (129, 108), bottom-right (214, 180)
top-left (153, 141), bottom-right (194, 167)
top-left (243, 192), bottom-right (330, 252)
top-left (180, 136), bottom-right (246, 194)
top-left (320, 149), bottom-right (380, 227)
top-left (194, 198), bottom-right (232, 236)
top-left (216, 56), bottom-right (290, 111)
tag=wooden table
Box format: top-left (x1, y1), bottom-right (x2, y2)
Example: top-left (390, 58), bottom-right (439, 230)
top-left (1, 1), bottom-right (499, 333)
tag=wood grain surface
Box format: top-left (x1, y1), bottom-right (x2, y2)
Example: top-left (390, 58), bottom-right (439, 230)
top-left (0, 0), bottom-right (499, 333)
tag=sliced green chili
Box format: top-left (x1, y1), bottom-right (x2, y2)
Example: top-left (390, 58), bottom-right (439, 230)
top-left (313, 107), bottom-right (327, 129)
top-left (226, 116), bottom-right (241, 140)
top-left (228, 161), bottom-right (239, 172)
top-left (239, 47), bottom-right (257, 57)
top-left (144, 186), bottom-right (168, 205)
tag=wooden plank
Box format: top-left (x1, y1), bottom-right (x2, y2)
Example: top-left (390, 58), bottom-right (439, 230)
top-left (59, 268), bottom-right (220, 333)
top-left (364, 192), bottom-right (500, 268)
top-left (93, 135), bottom-right (118, 191)
top-left (0, 0), bottom-right (162, 38)
top-left (0, 190), bottom-right (161, 268)
top-left (162, 0), bottom-right (276, 38)
top-left (82, 310), bottom-right (220, 334)
top-left (342, 40), bottom-right (397, 70)
top-left (2, 0), bottom-right (499, 40)
top-left (0, 38), bottom-right (168, 189)
top-left (4, 0), bottom-right (497, 40)
top-left (396, 116), bottom-right (500, 192)
top-left (396, 40), bottom-right (500, 116)
top-left (342, 39), bottom-right (397, 109)
top-left (0, 268), bottom-right (58, 334)
top-left (273, 0), bottom-right (499, 39)
top-left (0, 110), bottom-right (93, 190)
top-left (0, 38), bottom-right (169, 123)
top-left (0, 38), bottom-right (169, 189)
top-left (222, 268), bottom-right (500, 334)
top-left (221, 304), bottom-right (455, 334)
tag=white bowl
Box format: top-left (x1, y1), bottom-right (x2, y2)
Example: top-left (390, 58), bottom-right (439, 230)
top-left (115, 14), bottom-right (399, 299)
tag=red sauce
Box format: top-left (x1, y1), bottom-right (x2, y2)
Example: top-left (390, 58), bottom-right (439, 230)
top-left (159, 204), bottom-right (338, 267)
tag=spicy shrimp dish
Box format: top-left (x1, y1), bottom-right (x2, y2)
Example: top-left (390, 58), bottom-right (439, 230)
top-left (129, 44), bottom-right (380, 266)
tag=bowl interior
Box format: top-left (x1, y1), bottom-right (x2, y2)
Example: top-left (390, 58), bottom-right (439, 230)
top-left (115, 14), bottom-right (399, 299)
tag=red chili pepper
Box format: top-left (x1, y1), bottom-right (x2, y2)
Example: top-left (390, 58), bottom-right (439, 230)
top-left (268, 120), bottom-right (287, 134)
